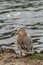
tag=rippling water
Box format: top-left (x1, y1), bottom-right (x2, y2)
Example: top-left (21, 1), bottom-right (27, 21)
top-left (0, 0), bottom-right (43, 53)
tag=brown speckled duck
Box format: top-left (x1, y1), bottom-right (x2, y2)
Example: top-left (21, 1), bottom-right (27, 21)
top-left (16, 28), bottom-right (34, 57)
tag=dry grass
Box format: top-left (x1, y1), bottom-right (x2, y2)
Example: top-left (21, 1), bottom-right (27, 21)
top-left (0, 48), bottom-right (43, 65)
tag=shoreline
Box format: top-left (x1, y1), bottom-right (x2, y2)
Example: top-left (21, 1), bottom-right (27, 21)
top-left (0, 48), bottom-right (43, 65)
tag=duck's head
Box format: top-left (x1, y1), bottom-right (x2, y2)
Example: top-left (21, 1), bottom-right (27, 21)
top-left (16, 28), bottom-right (27, 36)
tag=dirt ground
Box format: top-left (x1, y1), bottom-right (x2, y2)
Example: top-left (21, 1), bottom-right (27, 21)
top-left (0, 48), bottom-right (43, 65)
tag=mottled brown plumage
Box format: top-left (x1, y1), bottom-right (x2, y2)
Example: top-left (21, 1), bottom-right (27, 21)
top-left (16, 28), bottom-right (34, 57)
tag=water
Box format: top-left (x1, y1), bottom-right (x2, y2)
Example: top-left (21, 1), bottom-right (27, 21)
top-left (0, 0), bottom-right (43, 53)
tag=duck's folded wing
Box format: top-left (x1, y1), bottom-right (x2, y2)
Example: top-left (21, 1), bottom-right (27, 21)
top-left (23, 37), bottom-right (33, 51)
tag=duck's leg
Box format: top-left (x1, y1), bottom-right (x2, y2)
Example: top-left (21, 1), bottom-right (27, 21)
top-left (19, 48), bottom-right (23, 58)
top-left (20, 50), bottom-right (22, 57)
top-left (31, 47), bottom-right (34, 54)
top-left (19, 48), bottom-right (23, 57)
top-left (20, 50), bottom-right (26, 57)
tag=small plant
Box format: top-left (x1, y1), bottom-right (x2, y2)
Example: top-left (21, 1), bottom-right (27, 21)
top-left (29, 53), bottom-right (43, 59)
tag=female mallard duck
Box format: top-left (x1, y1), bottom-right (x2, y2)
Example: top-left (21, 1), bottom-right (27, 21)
top-left (16, 28), bottom-right (34, 57)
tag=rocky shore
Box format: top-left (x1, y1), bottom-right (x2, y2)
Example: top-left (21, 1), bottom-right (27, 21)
top-left (0, 48), bottom-right (43, 65)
